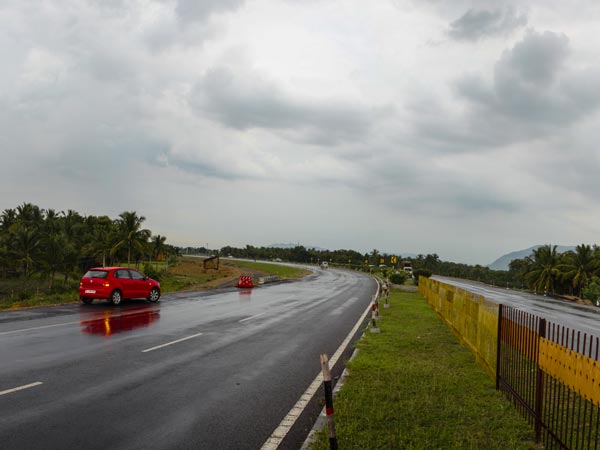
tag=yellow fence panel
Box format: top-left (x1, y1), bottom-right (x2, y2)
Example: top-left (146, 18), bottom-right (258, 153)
top-left (419, 277), bottom-right (499, 379)
top-left (539, 337), bottom-right (600, 408)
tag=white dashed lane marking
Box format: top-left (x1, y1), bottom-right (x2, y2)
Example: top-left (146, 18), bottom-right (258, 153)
top-left (0, 382), bottom-right (43, 397)
top-left (141, 333), bottom-right (204, 353)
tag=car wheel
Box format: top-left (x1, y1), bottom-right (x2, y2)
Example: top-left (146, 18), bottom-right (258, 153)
top-left (81, 297), bottom-right (93, 304)
top-left (109, 290), bottom-right (122, 306)
top-left (148, 287), bottom-right (160, 303)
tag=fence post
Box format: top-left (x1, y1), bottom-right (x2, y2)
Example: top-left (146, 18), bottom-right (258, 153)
top-left (320, 354), bottom-right (338, 450)
top-left (535, 318), bottom-right (546, 442)
top-left (496, 304), bottom-right (503, 390)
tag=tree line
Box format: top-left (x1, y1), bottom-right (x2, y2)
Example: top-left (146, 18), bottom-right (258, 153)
top-left (509, 244), bottom-right (600, 300)
top-left (211, 245), bottom-right (600, 301)
top-left (4, 204), bottom-right (598, 302)
top-left (0, 203), bottom-right (176, 288)
top-left (418, 245), bottom-right (600, 302)
top-left (217, 245), bottom-right (366, 265)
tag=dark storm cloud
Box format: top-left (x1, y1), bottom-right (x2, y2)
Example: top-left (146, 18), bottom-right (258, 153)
top-left (190, 67), bottom-right (373, 144)
top-left (416, 30), bottom-right (600, 153)
top-left (448, 7), bottom-right (527, 40)
top-left (160, 153), bottom-right (241, 180)
top-left (457, 31), bottom-right (600, 126)
top-left (175, 0), bottom-right (245, 23)
top-left (420, 187), bottom-right (518, 215)
top-left (498, 30), bottom-right (569, 84)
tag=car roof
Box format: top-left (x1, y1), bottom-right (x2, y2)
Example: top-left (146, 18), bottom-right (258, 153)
top-left (86, 267), bottom-right (135, 271)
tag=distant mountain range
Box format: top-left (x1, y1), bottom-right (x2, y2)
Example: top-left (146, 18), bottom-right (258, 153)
top-left (487, 245), bottom-right (577, 271)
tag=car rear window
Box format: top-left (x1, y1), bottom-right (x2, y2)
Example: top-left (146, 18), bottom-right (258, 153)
top-left (83, 270), bottom-right (108, 279)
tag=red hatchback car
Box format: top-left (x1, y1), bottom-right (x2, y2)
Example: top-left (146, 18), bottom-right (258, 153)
top-left (79, 267), bottom-right (161, 305)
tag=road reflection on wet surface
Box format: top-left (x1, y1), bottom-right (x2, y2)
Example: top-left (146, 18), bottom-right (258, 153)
top-left (80, 305), bottom-right (160, 337)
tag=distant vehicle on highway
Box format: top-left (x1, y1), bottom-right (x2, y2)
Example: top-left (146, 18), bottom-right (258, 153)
top-left (402, 261), bottom-right (413, 278)
top-left (79, 267), bottom-right (161, 305)
top-left (320, 261), bottom-right (329, 269)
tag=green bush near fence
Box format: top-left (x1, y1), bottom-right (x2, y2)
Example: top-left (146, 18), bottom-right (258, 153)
top-left (309, 290), bottom-right (536, 450)
top-left (412, 269), bottom-right (432, 285)
top-left (389, 271), bottom-right (407, 285)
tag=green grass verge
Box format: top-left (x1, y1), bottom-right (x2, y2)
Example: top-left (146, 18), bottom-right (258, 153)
top-left (0, 291), bottom-right (76, 310)
top-left (0, 277), bottom-right (79, 310)
top-left (0, 258), bottom-right (312, 309)
top-left (158, 270), bottom-right (233, 292)
top-left (309, 290), bottom-right (538, 450)
top-left (223, 260), bottom-right (311, 279)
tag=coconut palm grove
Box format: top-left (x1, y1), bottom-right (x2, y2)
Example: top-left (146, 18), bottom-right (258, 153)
top-left (1, 203), bottom-right (600, 305)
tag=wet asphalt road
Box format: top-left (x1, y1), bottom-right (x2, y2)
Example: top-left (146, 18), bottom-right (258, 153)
top-left (0, 268), bottom-right (376, 450)
top-left (434, 276), bottom-right (600, 337)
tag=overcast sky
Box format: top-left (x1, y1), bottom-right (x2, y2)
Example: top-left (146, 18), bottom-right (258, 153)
top-left (2, 0), bottom-right (600, 265)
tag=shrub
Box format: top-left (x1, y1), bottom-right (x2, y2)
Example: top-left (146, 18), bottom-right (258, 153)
top-left (413, 269), bottom-right (432, 286)
top-left (18, 290), bottom-right (32, 301)
top-left (389, 272), bottom-right (407, 285)
top-left (583, 277), bottom-right (600, 304)
top-left (143, 263), bottom-right (163, 281)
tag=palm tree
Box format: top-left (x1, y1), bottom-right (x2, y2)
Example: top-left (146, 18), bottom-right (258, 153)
top-left (509, 257), bottom-right (533, 290)
top-left (16, 203), bottom-right (43, 226)
top-left (43, 209), bottom-right (61, 234)
top-left (525, 245), bottom-right (561, 294)
top-left (561, 244), bottom-right (597, 298)
top-left (40, 232), bottom-right (68, 289)
top-left (59, 210), bottom-right (85, 284)
top-left (112, 211), bottom-right (151, 265)
top-left (81, 215), bottom-right (118, 267)
top-left (0, 209), bottom-right (17, 275)
top-left (423, 253), bottom-right (440, 271)
top-left (151, 235), bottom-right (167, 260)
top-left (12, 225), bottom-right (41, 277)
top-left (0, 208), bottom-right (17, 231)
top-left (370, 249), bottom-right (380, 266)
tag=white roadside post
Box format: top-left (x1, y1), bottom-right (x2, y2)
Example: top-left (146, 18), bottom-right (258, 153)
top-left (370, 294), bottom-right (380, 333)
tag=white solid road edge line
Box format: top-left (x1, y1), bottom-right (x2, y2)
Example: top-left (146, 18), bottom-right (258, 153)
top-left (259, 298), bottom-right (375, 450)
top-left (141, 332), bottom-right (204, 353)
top-left (0, 382), bottom-right (43, 396)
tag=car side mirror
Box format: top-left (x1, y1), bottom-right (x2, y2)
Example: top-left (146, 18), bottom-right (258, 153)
top-left (143, 276), bottom-right (148, 280)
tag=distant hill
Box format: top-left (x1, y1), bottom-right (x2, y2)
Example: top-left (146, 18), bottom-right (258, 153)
top-left (487, 245), bottom-right (576, 271)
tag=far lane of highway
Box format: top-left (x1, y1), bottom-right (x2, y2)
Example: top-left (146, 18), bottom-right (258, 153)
top-left (433, 276), bottom-right (600, 337)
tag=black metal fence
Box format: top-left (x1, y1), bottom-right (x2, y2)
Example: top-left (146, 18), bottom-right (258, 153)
top-left (497, 304), bottom-right (600, 449)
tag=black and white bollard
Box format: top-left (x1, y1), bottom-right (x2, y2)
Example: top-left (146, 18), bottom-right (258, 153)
top-left (320, 354), bottom-right (338, 450)
top-left (370, 301), bottom-right (380, 333)
top-left (383, 281), bottom-right (390, 308)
